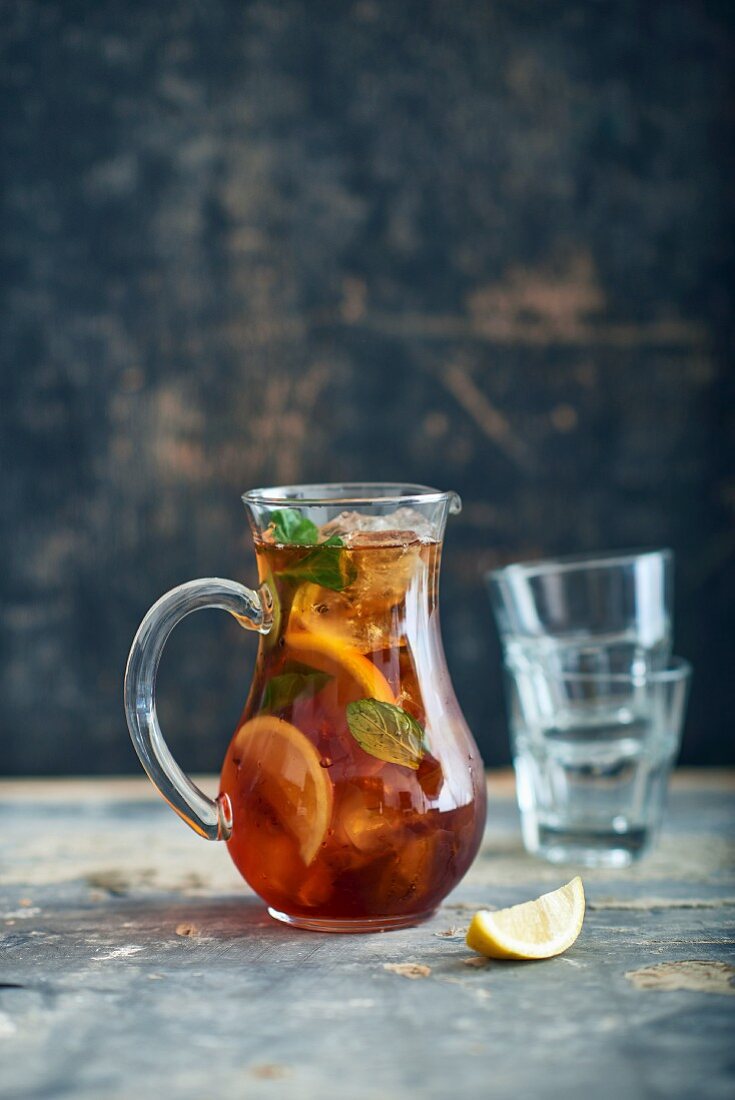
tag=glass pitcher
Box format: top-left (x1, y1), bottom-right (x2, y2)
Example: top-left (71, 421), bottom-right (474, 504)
top-left (125, 484), bottom-right (486, 932)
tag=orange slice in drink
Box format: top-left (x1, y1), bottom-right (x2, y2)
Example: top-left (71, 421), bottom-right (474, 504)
top-left (284, 627), bottom-right (396, 705)
top-left (231, 715), bottom-right (333, 865)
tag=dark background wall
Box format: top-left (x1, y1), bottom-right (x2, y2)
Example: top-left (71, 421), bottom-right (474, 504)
top-left (2, 0), bottom-right (733, 776)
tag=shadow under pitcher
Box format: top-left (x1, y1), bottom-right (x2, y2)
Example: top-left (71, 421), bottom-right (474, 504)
top-left (124, 484), bottom-right (486, 932)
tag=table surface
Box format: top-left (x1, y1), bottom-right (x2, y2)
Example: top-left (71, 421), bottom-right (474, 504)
top-left (1, 771), bottom-right (733, 1100)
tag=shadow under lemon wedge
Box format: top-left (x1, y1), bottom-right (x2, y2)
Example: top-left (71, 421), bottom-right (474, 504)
top-left (466, 877), bottom-right (585, 960)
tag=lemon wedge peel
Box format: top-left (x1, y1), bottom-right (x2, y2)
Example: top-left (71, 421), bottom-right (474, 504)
top-left (233, 715), bottom-right (333, 866)
top-left (284, 628), bottom-right (396, 705)
top-left (466, 876), bottom-right (585, 960)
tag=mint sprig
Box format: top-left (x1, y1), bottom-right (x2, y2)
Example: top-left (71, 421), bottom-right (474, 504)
top-left (260, 666), bottom-right (331, 714)
top-left (346, 699), bottom-right (427, 769)
top-left (267, 507), bottom-right (355, 591)
top-left (280, 534), bottom-right (356, 592)
top-left (269, 508), bottom-right (319, 546)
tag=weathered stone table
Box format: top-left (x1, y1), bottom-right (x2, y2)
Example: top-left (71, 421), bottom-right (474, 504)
top-left (1, 772), bottom-right (733, 1099)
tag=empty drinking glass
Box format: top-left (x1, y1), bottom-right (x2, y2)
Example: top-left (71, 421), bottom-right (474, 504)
top-left (503, 657), bottom-right (691, 866)
top-left (487, 550), bottom-right (689, 866)
top-left (488, 549), bottom-right (673, 678)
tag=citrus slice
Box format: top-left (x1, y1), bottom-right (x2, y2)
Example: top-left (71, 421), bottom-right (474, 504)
top-left (289, 573), bottom-right (409, 653)
top-left (466, 877), bottom-right (585, 960)
top-left (284, 628), bottom-right (396, 704)
top-left (290, 583), bottom-right (380, 652)
top-left (232, 715), bottom-right (333, 865)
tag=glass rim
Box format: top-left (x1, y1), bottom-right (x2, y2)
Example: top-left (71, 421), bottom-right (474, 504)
top-left (242, 482), bottom-right (461, 511)
top-left (506, 656), bottom-right (692, 685)
top-left (487, 546), bottom-right (673, 581)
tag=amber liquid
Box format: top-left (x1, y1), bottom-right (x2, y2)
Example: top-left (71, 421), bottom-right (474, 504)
top-left (220, 534), bottom-right (485, 927)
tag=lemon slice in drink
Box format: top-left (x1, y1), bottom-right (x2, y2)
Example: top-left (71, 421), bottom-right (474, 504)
top-left (290, 583), bottom-right (384, 652)
top-left (284, 628), bottom-right (396, 704)
top-left (232, 716), bottom-right (333, 865)
top-left (290, 575), bottom-right (409, 653)
top-left (466, 877), bottom-right (585, 960)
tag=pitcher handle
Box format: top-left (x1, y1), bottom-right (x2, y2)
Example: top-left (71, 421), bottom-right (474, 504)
top-left (124, 578), bottom-right (272, 841)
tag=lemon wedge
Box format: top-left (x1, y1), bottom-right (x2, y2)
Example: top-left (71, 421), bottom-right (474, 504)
top-left (284, 628), bottom-right (396, 704)
top-left (466, 877), bottom-right (585, 960)
top-left (231, 715), bottom-right (333, 865)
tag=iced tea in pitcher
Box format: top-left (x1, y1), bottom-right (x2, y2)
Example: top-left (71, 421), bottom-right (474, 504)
top-left (220, 499), bottom-right (486, 930)
top-left (125, 485), bottom-right (486, 932)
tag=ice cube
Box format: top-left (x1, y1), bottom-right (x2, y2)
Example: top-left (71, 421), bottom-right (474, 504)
top-left (378, 825), bottom-right (455, 906)
top-left (289, 584), bottom-right (403, 653)
top-left (294, 512), bottom-right (430, 627)
top-left (345, 540), bottom-right (424, 615)
top-left (321, 508), bottom-right (436, 543)
top-left (336, 778), bottom-right (400, 854)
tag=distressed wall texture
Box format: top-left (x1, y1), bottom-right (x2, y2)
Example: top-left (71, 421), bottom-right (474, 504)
top-left (1, 0), bottom-right (733, 774)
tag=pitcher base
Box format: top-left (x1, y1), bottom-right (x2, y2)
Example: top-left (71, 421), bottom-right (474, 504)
top-left (267, 907), bottom-right (437, 933)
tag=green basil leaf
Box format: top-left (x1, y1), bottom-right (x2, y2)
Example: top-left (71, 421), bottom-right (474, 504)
top-left (346, 699), bottom-right (426, 769)
top-left (269, 508), bottom-right (319, 545)
top-left (280, 535), bottom-right (356, 592)
top-left (260, 669), bottom-right (331, 714)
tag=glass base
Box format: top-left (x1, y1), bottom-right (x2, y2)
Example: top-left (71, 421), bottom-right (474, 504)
top-left (529, 824), bottom-right (651, 868)
top-left (267, 907), bottom-right (437, 933)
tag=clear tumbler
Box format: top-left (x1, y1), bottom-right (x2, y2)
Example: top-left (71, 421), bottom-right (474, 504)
top-left (504, 657), bottom-right (691, 866)
top-left (488, 549), bottom-right (673, 678)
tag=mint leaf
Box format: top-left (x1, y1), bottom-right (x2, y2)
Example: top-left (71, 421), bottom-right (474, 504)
top-left (346, 699), bottom-right (426, 769)
top-left (261, 669), bottom-right (331, 714)
top-left (269, 508), bottom-right (319, 545)
top-left (280, 535), bottom-right (357, 592)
